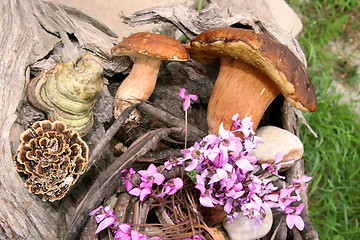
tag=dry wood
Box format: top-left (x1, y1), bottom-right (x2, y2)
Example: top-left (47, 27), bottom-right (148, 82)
top-left (1, 0), bottom-right (318, 239)
top-left (62, 127), bottom-right (179, 240)
top-left (122, 0), bottom-right (307, 67)
top-left (282, 102), bottom-right (319, 240)
top-left (138, 102), bottom-right (206, 143)
top-left (87, 104), bottom-right (138, 170)
top-left (0, 0), bottom-right (125, 239)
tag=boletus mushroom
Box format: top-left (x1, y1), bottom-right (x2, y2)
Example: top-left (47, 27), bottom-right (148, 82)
top-left (185, 27), bottom-right (317, 133)
top-left (111, 32), bottom-right (190, 120)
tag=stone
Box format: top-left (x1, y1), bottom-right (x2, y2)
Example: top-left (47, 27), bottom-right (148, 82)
top-left (253, 126), bottom-right (304, 170)
top-left (266, 0), bottom-right (303, 37)
top-left (223, 206), bottom-right (273, 240)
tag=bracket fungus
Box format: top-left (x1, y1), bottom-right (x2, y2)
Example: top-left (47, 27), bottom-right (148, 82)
top-left (13, 120), bottom-right (89, 202)
top-left (111, 32), bottom-right (190, 121)
top-left (27, 54), bottom-right (103, 136)
top-left (253, 125), bottom-right (304, 171)
top-left (185, 27), bottom-right (317, 133)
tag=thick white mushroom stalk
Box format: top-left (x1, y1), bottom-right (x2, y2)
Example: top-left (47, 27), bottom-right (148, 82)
top-left (114, 57), bottom-right (161, 119)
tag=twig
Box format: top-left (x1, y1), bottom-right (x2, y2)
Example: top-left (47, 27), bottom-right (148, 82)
top-left (62, 127), bottom-right (179, 240)
top-left (87, 104), bottom-right (138, 169)
top-left (138, 102), bottom-right (206, 143)
top-left (136, 149), bottom-right (183, 162)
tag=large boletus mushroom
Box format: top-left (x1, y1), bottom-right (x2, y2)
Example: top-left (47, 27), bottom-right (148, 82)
top-left (111, 32), bottom-right (190, 119)
top-left (185, 27), bottom-right (317, 133)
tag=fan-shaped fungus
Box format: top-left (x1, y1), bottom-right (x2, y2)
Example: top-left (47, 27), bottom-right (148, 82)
top-left (13, 120), bottom-right (89, 202)
top-left (27, 54), bottom-right (103, 136)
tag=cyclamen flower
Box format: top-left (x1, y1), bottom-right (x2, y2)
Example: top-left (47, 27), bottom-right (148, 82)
top-left (285, 203), bottom-right (305, 231)
top-left (195, 174), bottom-right (220, 207)
top-left (90, 205), bottom-right (117, 234)
top-left (129, 164), bottom-right (165, 201)
top-left (181, 142), bottom-right (204, 171)
top-left (157, 177), bottom-right (183, 197)
top-left (232, 115), bottom-right (255, 138)
top-left (121, 168), bottom-right (136, 192)
top-left (292, 175), bottom-right (312, 199)
top-left (179, 88), bottom-right (197, 111)
top-left (91, 205), bottom-right (159, 240)
top-left (114, 223), bottom-right (148, 240)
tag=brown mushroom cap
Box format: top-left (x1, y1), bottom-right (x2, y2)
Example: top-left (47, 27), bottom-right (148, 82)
top-left (185, 27), bottom-right (317, 112)
top-left (112, 32), bottom-right (190, 61)
top-left (111, 32), bottom-right (190, 121)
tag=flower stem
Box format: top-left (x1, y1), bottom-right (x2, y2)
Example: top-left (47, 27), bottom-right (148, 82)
top-left (184, 109), bottom-right (188, 149)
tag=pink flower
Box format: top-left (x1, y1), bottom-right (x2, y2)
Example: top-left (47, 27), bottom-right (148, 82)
top-left (90, 205), bottom-right (117, 234)
top-left (129, 164), bottom-right (165, 201)
top-left (183, 235), bottom-right (204, 240)
top-left (293, 175), bottom-right (312, 184)
top-left (157, 177), bottom-right (183, 197)
top-left (261, 152), bottom-right (286, 179)
top-left (285, 203), bottom-right (305, 231)
top-left (195, 175), bottom-right (220, 207)
top-left (121, 168), bottom-right (136, 192)
top-left (114, 223), bottom-right (148, 240)
top-left (179, 88), bottom-right (197, 111)
top-left (181, 143), bottom-right (203, 171)
top-left (235, 153), bottom-right (256, 172)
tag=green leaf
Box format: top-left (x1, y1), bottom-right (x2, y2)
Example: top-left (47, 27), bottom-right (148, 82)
top-left (186, 170), bottom-right (199, 184)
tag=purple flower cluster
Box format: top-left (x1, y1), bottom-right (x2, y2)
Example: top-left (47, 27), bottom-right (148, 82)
top-left (263, 175), bottom-right (312, 230)
top-left (90, 205), bottom-right (161, 240)
top-left (122, 163), bottom-right (183, 201)
top-left (164, 114), bottom-right (311, 230)
top-left (91, 89), bottom-right (312, 239)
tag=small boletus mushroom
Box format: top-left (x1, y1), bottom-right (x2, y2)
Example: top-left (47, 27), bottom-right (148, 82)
top-left (13, 120), bottom-right (89, 202)
top-left (253, 125), bottom-right (304, 171)
top-left (111, 32), bottom-right (190, 119)
top-left (185, 27), bottom-right (317, 133)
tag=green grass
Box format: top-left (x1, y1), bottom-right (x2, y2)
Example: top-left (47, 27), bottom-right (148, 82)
top-left (287, 1), bottom-right (360, 239)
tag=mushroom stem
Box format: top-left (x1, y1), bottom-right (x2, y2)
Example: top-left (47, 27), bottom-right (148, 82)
top-left (114, 57), bottom-right (161, 118)
top-left (207, 57), bottom-right (280, 133)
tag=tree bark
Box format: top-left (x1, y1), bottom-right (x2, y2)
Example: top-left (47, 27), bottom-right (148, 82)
top-left (0, 0), bottom-right (123, 239)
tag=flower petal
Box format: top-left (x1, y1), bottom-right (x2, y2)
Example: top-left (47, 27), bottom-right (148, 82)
top-left (125, 180), bottom-right (133, 192)
top-left (286, 214), bottom-right (296, 229)
top-left (119, 223), bottom-right (131, 233)
top-left (274, 152), bottom-right (285, 164)
top-left (95, 216), bottom-right (116, 234)
top-left (89, 206), bottom-right (103, 216)
top-left (200, 196), bottom-right (215, 207)
top-left (294, 215), bottom-right (305, 231)
top-left (179, 88), bottom-right (186, 99)
top-left (129, 187), bottom-right (141, 197)
top-left (154, 173), bottom-right (165, 185)
top-left (139, 187), bottom-right (152, 201)
top-left (147, 164), bottom-right (158, 175)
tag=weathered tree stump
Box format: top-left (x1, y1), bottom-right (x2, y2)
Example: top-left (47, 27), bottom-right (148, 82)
top-left (0, 0), bottom-right (318, 239)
